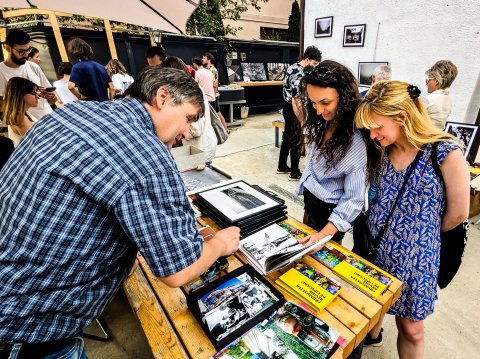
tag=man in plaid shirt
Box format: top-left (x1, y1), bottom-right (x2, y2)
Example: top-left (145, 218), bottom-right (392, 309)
top-left (0, 67), bottom-right (240, 358)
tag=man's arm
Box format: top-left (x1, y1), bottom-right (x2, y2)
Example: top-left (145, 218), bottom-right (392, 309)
top-left (107, 82), bottom-right (115, 100)
top-left (68, 82), bottom-right (82, 99)
top-left (160, 226), bottom-right (240, 287)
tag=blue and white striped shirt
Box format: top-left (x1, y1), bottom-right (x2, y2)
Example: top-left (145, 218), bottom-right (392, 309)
top-left (296, 130), bottom-right (367, 232)
top-left (0, 98), bottom-right (202, 343)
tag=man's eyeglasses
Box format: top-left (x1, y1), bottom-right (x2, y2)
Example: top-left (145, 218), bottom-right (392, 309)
top-left (425, 78), bottom-right (435, 85)
top-left (12, 47), bottom-right (32, 56)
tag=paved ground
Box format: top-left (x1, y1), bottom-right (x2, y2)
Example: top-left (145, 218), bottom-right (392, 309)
top-left (85, 111), bottom-right (480, 358)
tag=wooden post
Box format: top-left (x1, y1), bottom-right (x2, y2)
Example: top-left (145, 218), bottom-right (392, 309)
top-left (0, 27), bottom-right (8, 60)
top-left (104, 19), bottom-right (118, 60)
top-left (48, 11), bottom-right (68, 61)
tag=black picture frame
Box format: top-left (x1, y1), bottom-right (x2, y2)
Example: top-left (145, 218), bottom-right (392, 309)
top-left (358, 61), bottom-right (389, 87)
top-left (314, 16), bottom-right (333, 38)
top-left (186, 264), bottom-right (285, 350)
top-left (444, 121), bottom-right (480, 162)
top-left (343, 24), bottom-right (366, 47)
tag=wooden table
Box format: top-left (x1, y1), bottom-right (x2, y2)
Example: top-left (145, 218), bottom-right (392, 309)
top-left (123, 216), bottom-right (402, 358)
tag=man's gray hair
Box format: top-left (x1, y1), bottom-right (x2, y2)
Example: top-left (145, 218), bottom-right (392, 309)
top-left (125, 66), bottom-right (204, 118)
top-left (372, 65), bottom-right (392, 82)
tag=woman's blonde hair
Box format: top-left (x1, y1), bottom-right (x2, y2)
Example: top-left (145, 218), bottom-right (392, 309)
top-left (355, 80), bottom-right (458, 150)
top-left (2, 77), bottom-right (38, 127)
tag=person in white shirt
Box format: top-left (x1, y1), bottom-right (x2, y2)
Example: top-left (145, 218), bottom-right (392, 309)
top-left (53, 62), bottom-right (79, 105)
top-left (191, 57), bottom-right (215, 103)
top-left (0, 29), bottom-right (56, 120)
top-left (105, 59), bottom-right (134, 98)
top-left (2, 77), bottom-right (39, 147)
top-left (423, 60), bottom-right (458, 129)
top-left (162, 56), bottom-right (217, 163)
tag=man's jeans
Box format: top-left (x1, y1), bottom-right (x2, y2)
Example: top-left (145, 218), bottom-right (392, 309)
top-left (6, 337), bottom-right (86, 359)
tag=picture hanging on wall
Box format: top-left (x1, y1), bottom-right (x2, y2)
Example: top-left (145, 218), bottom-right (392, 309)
top-left (227, 65), bottom-right (243, 83)
top-left (266, 63), bottom-right (289, 81)
top-left (314, 16), bottom-right (333, 37)
top-left (343, 24), bottom-right (366, 47)
top-left (358, 62), bottom-right (389, 87)
top-left (241, 63), bottom-right (267, 82)
top-left (444, 121), bottom-right (480, 161)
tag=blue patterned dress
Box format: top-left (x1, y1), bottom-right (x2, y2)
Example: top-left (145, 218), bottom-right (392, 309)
top-left (367, 142), bottom-right (459, 320)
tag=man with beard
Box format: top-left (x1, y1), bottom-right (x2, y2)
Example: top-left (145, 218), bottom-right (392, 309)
top-left (0, 29), bottom-right (56, 119)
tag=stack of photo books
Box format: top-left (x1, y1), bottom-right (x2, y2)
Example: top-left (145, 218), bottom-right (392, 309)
top-left (190, 180), bottom-right (287, 237)
top-left (186, 265), bottom-right (285, 350)
top-left (275, 262), bottom-right (342, 314)
top-left (239, 223), bottom-right (332, 275)
top-left (313, 242), bottom-right (394, 299)
top-left (212, 301), bottom-right (345, 359)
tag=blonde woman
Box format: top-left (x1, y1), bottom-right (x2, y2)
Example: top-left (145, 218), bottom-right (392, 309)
top-left (105, 59), bottom-right (134, 97)
top-left (355, 80), bottom-right (469, 358)
top-left (2, 77), bottom-right (39, 147)
top-left (423, 60), bottom-right (458, 129)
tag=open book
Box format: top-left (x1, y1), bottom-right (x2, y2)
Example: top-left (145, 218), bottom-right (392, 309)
top-left (239, 223), bottom-right (332, 275)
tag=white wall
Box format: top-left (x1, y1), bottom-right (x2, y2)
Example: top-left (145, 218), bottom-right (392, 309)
top-left (304, 0), bottom-right (480, 124)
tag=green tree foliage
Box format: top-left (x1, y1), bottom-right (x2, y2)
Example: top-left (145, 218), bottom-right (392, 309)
top-left (186, 0), bottom-right (268, 39)
top-left (287, 0), bottom-right (300, 42)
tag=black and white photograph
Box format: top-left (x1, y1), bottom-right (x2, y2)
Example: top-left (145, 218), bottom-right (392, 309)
top-left (315, 16), bottom-right (333, 37)
top-left (358, 62), bottom-right (389, 87)
top-left (241, 224), bottom-right (299, 263)
top-left (343, 24), bottom-right (366, 47)
top-left (196, 181), bottom-right (279, 222)
top-left (444, 122), bottom-right (480, 160)
top-left (204, 296), bottom-right (250, 340)
top-left (227, 65), bottom-right (243, 83)
top-left (267, 63), bottom-right (289, 81)
top-left (240, 63), bottom-right (267, 81)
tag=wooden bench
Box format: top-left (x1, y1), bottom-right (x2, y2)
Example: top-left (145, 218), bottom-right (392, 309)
top-left (123, 215), bottom-right (402, 358)
top-left (272, 119), bottom-right (285, 148)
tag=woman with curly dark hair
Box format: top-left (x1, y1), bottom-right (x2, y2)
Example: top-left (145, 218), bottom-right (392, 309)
top-left (296, 60), bottom-right (378, 245)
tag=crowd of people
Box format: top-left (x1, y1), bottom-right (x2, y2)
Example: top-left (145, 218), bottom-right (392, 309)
top-left (0, 28), bottom-right (468, 359)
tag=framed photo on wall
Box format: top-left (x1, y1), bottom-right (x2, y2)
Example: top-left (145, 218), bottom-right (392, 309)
top-left (343, 24), bottom-right (366, 47)
top-left (315, 16), bottom-right (333, 37)
top-left (358, 61), bottom-right (389, 87)
top-left (444, 121), bottom-right (480, 161)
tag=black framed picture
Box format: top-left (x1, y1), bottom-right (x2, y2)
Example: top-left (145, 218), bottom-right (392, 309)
top-left (444, 121), bottom-right (480, 161)
top-left (227, 65), bottom-right (243, 83)
top-left (343, 24), bottom-right (366, 47)
top-left (266, 63), bottom-right (289, 81)
top-left (358, 61), bottom-right (389, 87)
top-left (240, 63), bottom-right (267, 81)
top-left (315, 16), bottom-right (333, 38)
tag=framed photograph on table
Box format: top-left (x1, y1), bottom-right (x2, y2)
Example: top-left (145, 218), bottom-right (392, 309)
top-left (315, 16), bottom-right (333, 37)
top-left (343, 24), bottom-right (366, 47)
top-left (358, 61), bottom-right (389, 87)
top-left (444, 121), bottom-right (480, 161)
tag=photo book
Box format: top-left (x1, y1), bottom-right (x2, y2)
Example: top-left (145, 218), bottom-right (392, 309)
top-left (276, 262), bottom-right (342, 314)
top-left (186, 265), bottom-right (285, 350)
top-left (239, 223), bottom-right (332, 275)
top-left (313, 242), bottom-right (394, 299)
top-left (212, 301), bottom-right (345, 359)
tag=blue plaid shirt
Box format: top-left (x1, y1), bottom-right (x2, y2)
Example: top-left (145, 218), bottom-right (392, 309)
top-left (0, 98), bottom-right (203, 344)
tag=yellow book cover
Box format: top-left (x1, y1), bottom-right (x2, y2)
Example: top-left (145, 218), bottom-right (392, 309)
top-left (276, 264), bottom-right (341, 312)
top-left (314, 242), bottom-right (393, 300)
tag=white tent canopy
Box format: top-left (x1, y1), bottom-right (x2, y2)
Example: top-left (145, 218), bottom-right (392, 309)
top-left (0, 0), bottom-right (200, 34)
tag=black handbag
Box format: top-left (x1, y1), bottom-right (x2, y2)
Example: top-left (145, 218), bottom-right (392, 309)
top-left (352, 149), bottom-right (423, 263)
top-left (431, 143), bottom-right (468, 289)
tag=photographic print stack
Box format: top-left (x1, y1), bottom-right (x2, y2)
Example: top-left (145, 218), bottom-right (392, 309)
top-left (192, 180), bottom-right (288, 237)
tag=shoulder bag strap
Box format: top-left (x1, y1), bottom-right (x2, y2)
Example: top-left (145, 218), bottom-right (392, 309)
top-left (375, 148), bottom-right (424, 241)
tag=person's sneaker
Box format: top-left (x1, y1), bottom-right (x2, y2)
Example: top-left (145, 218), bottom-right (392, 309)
top-left (288, 172), bottom-right (302, 181)
top-left (364, 328), bottom-right (383, 347)
top-left (277, 166), bottom-right (291, 174)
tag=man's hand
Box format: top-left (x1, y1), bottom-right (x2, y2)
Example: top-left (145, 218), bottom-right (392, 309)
top-left (211, 226), bottom-right (241, 256)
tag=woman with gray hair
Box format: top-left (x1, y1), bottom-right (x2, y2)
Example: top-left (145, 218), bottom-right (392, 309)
top-left (424, 60), bottom-right (458, 129)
